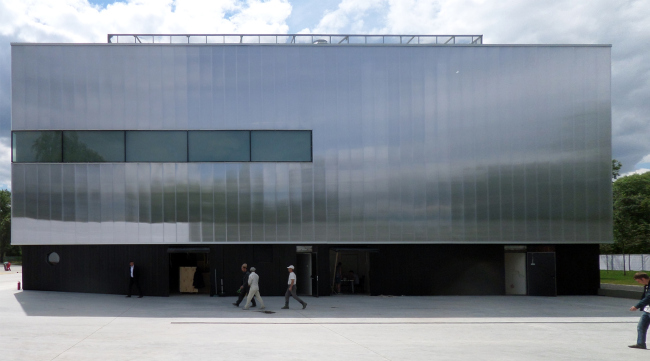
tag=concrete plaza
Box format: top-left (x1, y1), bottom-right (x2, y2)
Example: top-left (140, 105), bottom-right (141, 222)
top-left (0, 267), bottom-right (647, 360)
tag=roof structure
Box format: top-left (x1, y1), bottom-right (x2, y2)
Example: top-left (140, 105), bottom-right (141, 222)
top-left (107, 34), bottom-right (483, 45)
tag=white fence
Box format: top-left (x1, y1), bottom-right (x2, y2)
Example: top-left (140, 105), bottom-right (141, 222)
top-left (600, 255), bottom-right (650, 271)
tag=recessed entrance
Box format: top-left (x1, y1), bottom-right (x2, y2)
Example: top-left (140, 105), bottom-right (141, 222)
top-left (330, 248), bottom-right (375, 295)
top-left (505, 252), bottom-right (527, 295)
top-left (168, 248), bottom-right (211, 296)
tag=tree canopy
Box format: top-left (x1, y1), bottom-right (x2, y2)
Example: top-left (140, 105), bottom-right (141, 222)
top-left (0, 189), bottom-right (12, 262)
top-left (602, 172), bottom-right (650, 254)
top-left (612, 159), bottom-right (622, 180)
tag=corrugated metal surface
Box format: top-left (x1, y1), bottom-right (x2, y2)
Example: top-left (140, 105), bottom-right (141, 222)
top-left (11, 44), bottom-right (612, 245)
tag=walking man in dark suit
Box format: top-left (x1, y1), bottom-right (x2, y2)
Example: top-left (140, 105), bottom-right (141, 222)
top-left (233, 263), bottom-right (256, 307)
top-left (127, 261), bottom-right (143, 298)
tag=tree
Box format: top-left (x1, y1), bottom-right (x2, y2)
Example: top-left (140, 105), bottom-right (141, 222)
top-left (606, 173), bottom-right (650, 263)
top-left (612, 159), bottom-right (622, 180)
top-left (0, 190), bottom-right (11, 263)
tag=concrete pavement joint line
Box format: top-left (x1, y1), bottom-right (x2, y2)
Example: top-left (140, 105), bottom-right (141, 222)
top-left (171, 321), bottom-right (638, 325)
top-left (49, 304), bottom-right (135, 361)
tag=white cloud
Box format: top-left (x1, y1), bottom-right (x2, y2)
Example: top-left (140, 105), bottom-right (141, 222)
top-left (620, 168), bottom-right (650, 178)
top-left (310, 0), bottom-right (387, 34)
top-left (0, 0), bottom-right (292, 42)
top-left (638, 153), bottom-right (650, 164)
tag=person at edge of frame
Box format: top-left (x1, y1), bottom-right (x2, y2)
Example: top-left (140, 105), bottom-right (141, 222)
top-left (628, 272), bottom-right (650, 349)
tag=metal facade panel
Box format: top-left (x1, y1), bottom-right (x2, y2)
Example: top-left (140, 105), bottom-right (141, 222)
top-left (200, 163), bottom-right (214, 243)
top-left (187, 163), bottom-right (201, 242)
top-left (213, 164), bottom-right (227, 242)
top-left (150, 163), bottom-right (164, 244)
top-left (250, 163), bottom-right (265, 242)
top-left (11, 44), bottom-right (612, 245)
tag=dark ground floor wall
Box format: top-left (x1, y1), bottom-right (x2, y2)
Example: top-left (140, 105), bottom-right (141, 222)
top-left (21, 243), bottom-right (600, 297)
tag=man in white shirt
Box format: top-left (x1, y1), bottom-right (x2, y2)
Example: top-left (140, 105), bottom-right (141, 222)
top-left (243, 267), bottom-right (265, 310)
top-left (281, 265), bottom-right (307, 310)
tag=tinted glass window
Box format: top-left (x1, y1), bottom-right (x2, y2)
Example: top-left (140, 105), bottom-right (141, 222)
top-left (251, 131), bottom-right (312, 162)
top-left (126, 131), bottom-right (187, 162)
top-left (63, 131), bottom-right (125, 162)
top-left (12, 131), bottom-right (62, 162)
top-left (188, 131), bottom-right (250, 162)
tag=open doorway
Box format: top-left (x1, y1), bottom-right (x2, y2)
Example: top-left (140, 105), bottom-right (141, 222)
top-left (330, 248), bottom-right (374, 295)
top-left (168, 248), bottom-right (211, 295)
top-left (296, 246), bottom-right (318, 297)
top-left (505, 248), bottom-right (527, 295)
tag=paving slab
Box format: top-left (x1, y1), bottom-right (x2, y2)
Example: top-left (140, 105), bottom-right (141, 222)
top-left (1, 270), bottom-right (649, 360)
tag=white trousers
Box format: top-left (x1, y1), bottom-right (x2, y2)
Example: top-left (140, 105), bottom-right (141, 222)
top-left (244, 286), bottom-right (265, 309)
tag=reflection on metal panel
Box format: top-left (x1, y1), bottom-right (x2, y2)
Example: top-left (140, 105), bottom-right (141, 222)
top-left (11, 45), bottom-right (612, 245)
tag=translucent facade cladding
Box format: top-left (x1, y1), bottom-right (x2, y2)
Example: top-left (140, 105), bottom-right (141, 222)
top-left (10, 44), bottom-right (612, 245)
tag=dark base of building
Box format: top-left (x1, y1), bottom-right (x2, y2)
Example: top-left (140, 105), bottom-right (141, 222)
top-left (21, 244), bottom-right (600, 297)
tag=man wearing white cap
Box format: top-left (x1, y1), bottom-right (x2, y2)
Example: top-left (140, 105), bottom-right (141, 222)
top-left (243, 267), bottom-right (265, 310)
top-left (282, 265), bottom-right (307, 309)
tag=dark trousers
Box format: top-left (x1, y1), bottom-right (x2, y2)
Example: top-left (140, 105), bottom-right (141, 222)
top-left (128, 277), bottom-right (142, 297)
top-left (638, 312), bottom-right (650, 346)
top-left (235, 286), bottom-right (256, 306)
top-left (284, 286), bottom-right (305, 305)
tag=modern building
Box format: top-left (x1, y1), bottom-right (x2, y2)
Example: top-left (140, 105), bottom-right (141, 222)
top-left (11, 34), bottom-right (611, 298)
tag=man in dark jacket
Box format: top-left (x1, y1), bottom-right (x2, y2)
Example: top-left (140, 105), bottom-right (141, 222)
top-left (127, 261), bottom-right (143, 298)
top-left (233, 263), bottom-right (256, 307)
top-left (628, 272), bottom-right (650, 349)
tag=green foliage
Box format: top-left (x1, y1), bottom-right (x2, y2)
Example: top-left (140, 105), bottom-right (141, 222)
top-left (604, 172), bottom-right (650, 254)
top-left (612, 159), bottom-right (622, 180)
top-left (0, 189), bottom-right (12, 262)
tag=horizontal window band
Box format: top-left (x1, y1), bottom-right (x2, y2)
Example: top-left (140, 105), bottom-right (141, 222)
top-left (12, 130), bottom-right (313, 163)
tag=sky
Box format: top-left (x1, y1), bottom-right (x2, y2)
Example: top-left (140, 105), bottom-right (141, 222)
top-left (0, 0), bottom-right (649, 190)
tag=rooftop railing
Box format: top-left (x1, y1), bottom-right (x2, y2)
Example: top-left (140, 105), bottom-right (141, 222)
top-left (107, 34), bottom-right (483, 45)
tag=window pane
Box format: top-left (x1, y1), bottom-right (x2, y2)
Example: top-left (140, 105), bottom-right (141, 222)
top-left (251, 131), bottom-right (312, 162)
top-left (63, 131), bottom-right (125, 162)
top-left (126, 131), bottom-right (187, 162)
top-left (12, 131), bottom-right (62, 162)
top-left (188, 131), bottom-right (250, 162)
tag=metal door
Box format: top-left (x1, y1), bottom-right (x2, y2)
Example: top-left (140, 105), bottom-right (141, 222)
top-left (527, 252), bottom-right (557, 296)
top-left (311, 253), bottom-right (319, 297)
top-left (296, 253), bottom-right (312, 295)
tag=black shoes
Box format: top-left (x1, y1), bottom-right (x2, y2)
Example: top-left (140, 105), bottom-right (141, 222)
top-left (628, 344), bottom-right (647, 349)
top-left (138, 296), bottom-right (143, 298)
top-left (302, 303), bottom-right (307, 309)
top-left (232, 303), bottom-right (239, 307)
top-left (281, 305), bottom-right (289, 309)
top-left (126, 295), bottom-right (131, 298)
